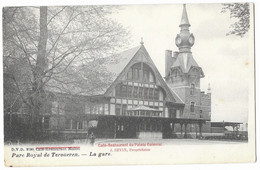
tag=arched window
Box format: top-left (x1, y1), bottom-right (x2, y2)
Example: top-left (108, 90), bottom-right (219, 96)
top-left (128, 62), bottom-right (156, 83)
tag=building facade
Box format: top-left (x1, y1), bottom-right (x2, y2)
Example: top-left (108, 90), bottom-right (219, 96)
top-left (5, 4), bottom-right (211, 141)
top-left (164, 4), bottom-right (212, 134)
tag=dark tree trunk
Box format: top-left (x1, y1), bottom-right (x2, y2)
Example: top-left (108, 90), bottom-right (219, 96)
top-left (31, 6), bottom-right (48, 137)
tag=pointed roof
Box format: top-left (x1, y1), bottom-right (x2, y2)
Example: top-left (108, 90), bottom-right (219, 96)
top-left (171, 53), bottom-right (204, 77)
top-left (46, 46), bottom-right (141, 96)
top-left (46, 44), bottom-right (185, 105)
top-left (179, 4), bottom-right (190, 27)
top-left (103, 45), bottom-right (184, 104)
top-left (104, 45), bottom-right (142, 82)
top-left (167, 87), bottom-right (184, 104)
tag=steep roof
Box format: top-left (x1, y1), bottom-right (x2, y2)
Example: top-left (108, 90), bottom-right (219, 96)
top-left (171, 53), bottom-right (204, 77)
top-left (46, 46), bottom-right (141, 96)
top-left (46, 44), bottom-right (185, 105)
top-left (104, 45), bottom-right (141, 82)
top-left (179, 4), bottom-right (190, 27)
top-left (167, 86), bottom-right (184, 104)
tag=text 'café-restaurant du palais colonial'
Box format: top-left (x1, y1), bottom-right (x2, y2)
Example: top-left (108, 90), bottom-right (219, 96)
top-left (42, 5), bottom-right (212, 140)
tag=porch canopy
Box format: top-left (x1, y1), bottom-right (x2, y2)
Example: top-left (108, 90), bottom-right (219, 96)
top-left (127, 105), bottom-right (162, 117)
top-left (211, 121), bottom-right (243, 131)
top-left (211, 122), bottom-right (243, 128)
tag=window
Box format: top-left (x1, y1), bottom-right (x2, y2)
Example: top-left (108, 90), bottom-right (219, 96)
top-left (122, 105), bottom-right (127, 115)
top-left (190, 83), bottom-right (195, 95)
top-left (139, 69), bottom-right (142, 81)
top-left (92, 105), bottom-right (97, 114)
top-left (127, 86), bottom-right (132, 98)
top-left (143, 69), bottom-right (149, 82)
top-left (78, 121), bottom-right (83, 130)
top-left (115, 104), bottom-right (121, 115)
top-left (144, 88), bottom-right (149, 99)
top-left (149, 88), bottom-right (154, 100)
top-left (127, 68), bottom-right (133, 80)
top-left (149, 72), bottom-right (155, 83)
top-left (154, 88), bottom-right (159, 100)
top-left (121, 85), bottom-right (127, 97)
top-left (98, 104), bottom-right (104, 114)
top-left (139, 87), bottom-right (143, 99)
top-left (134, 68), bottom-right (139, 80)
top-left (190, 102), bottom-right (195, 112)
top-left (115, 84), bottom-right (121, 97)
top-left (133, 87), bottom-right (138, 98)
top-left (200, 110), bottom-right (203, 114)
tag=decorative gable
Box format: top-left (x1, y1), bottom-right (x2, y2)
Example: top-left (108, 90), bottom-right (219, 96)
top-left (103, 45), bottom-right (182, 104)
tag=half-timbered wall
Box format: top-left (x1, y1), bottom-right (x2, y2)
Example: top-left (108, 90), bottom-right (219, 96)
top-left (109, 62), bottom-right (166, 117)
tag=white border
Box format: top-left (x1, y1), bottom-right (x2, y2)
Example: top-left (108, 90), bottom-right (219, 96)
top-left (0, 0), bottom-right (259, 170)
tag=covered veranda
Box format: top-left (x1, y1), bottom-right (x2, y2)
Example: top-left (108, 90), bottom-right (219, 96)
top-left (85, 114), bottom-right (208, 139)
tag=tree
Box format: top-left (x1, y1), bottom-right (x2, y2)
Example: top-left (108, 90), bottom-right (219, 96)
top-left (3, 6), bottom-right (129, 140)
top-left (221, 3), bottom-right (250, 37)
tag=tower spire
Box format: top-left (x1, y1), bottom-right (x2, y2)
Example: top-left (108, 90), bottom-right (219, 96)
top-left (179, 4), bottom-right (190, 27)
top-left (175, 4), bottom-right (194, 53)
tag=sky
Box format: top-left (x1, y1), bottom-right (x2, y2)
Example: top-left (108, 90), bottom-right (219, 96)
top-left (0, 1), bottom-right (253, 125)
top-left (111, 3), bottom-right (253, 124)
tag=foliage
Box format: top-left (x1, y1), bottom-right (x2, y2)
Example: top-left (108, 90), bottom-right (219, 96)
top-left (3, 6), bottom-right (129, 114)
top-left (221, 3), bottom-right (250, 37)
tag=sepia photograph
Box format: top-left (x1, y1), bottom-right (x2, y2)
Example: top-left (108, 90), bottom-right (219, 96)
top-left (1, 1), bottom-right (256, 167)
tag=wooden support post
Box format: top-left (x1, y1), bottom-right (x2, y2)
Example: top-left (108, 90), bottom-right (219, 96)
top-left (180, 123), bottom-right (183, 137)
top-left (195, 124), bottom-right (198, 138)
top-left (172, 122), bottom-right (177, 138)
top-left (199, 123), bottom-right (203, 138)
top-left (114, 119), bottom-right (117, 139)
top-left (184, 123), bottom-right (188, 138)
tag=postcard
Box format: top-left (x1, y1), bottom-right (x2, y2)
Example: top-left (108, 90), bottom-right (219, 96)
top-left (2, 2), bottom-right (255, 166)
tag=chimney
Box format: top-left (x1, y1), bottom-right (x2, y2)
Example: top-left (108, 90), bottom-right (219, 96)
top-left (173, 51), bottom-right (178, 58)
top-left (165, 50), bottom-right (177, 77)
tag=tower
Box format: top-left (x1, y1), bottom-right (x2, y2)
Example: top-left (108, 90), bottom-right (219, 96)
top-left (165, 4), bottom-right (211, 121)
top-left (175, 4), bottom-right (194, 53)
